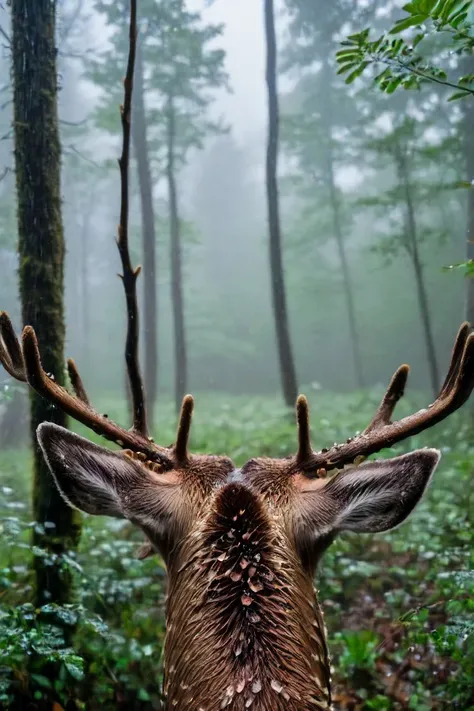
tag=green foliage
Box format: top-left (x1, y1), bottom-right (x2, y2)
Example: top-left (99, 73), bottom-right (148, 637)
top-left (336, 0), bottom-right (474, 99)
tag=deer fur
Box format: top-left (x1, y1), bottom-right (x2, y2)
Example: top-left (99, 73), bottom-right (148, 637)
top-left (37, 422), bottom-right (440, 711)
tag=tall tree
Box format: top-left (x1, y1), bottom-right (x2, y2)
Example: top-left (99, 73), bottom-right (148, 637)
top-left (264, 0), bottom-right (298, 408)
top-left (11, 0), bottom-right (81, 605)
top-left (88, 0), bottom-right (227, 414)
top-left (357, 118), bottom-right (458, 397)
top-left (132, 38), bottom-right (158, 427)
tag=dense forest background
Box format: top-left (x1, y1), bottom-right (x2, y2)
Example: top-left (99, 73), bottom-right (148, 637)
top-left (0, 0), bottom-right (473, 709)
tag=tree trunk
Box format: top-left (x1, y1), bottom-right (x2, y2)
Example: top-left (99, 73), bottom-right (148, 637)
top-left (132, 41), bottom-right (158, 429)
top-left (263, 0), bottom-right (298, 408)
top-left (326, 163), bottom-right (365, 389)
top-left (463, 78), bottom-right (474, 325)
top-left (397, 149), bottom-right (439, 398)
top-left (80, 191), bottom-right (93, 366)
top-left (320, 58), bottom-right (364, 389)
top-left (11, 0), bottom-right (82, 608)
top-left (166, 95), bottom-right (187, 414)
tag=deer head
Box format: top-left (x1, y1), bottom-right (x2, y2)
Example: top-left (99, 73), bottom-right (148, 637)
top-left (2, 315), bottom-right (474, 711)
top-left (3, 2), bottom-right (474, 708)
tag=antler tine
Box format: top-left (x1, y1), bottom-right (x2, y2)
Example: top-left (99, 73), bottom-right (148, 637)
top-left (0, 311), bottom-right (26, 381)
top-left (438, 321), bottom-right (470, 399)
top-left (443, 330), bottom-right (474, 409)
top-left (296, 395), bottom-right (312, 464)
top-left (67, 358), bottom-right (90, 405)
top-left (298, 324), bottom-right (474, 474)
top-left (364, 364), bottom-right (410, 433)
top-left (21, 326), bottom-right (172, 466)
top-left (174, 395), bottom-right (194, 463)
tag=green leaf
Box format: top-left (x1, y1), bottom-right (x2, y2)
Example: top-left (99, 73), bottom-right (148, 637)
top-left (336, 48), bottom-right (362, 58)
top-left (390, 14), bottom-right (429, 33)
top-left (337, 61), bottom-right (360, 76)
top-left (30, 674), bottom-right (52, 689)
top-left (64, 660), bottom-right (84, 681)
top-left (386, 76), bottom-right (404, 93)
top-left (335, 51), bottom-right (361, 62)
top-left (454, 180), bottom-right (474, 188)
top-left (345, 62), bottom-right (370, 83)
top-left (448, 89), bottom-right (473, 100)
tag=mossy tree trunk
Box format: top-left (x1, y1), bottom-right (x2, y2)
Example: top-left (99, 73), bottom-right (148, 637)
top-left (11, 0), bottom-right (82, 607)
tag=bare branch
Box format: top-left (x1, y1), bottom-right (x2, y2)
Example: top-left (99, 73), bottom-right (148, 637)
top-left (115, 0), bottom-right (148, 437)
top-left (0, 23), bottom-right (10, 46)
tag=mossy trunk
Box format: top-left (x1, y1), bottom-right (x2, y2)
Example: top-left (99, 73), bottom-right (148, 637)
top-left (11, 0), bottom-right (82, 607)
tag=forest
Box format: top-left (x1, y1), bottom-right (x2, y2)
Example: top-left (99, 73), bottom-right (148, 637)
top-left (0, 0), bottom-right (473, 709)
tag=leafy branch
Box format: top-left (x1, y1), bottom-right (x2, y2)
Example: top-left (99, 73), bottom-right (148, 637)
top-left (336, 0), bottom-right (474, 101)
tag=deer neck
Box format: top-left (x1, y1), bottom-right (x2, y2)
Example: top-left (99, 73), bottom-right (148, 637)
top-left (162, 484), bottom-right (332, 710)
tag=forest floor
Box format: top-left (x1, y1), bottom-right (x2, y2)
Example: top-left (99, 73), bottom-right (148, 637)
top-left (0, 390), bottom-right (473, 710)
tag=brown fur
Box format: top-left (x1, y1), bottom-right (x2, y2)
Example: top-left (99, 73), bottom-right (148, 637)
top-left (163, 479), bottom-right (331, 711)
top-left (36, 424), bottom-right (441, 711)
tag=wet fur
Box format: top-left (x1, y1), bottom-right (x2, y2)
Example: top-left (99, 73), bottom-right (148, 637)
top-left (164, 483), bottom-right (331, 711)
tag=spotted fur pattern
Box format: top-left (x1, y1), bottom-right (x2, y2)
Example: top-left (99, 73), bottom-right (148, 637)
top-left (164, 483), bottom-right (331, 711)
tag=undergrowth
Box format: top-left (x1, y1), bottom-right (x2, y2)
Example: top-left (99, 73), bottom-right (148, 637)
top-left (0, 390), bottom-right (473, 709)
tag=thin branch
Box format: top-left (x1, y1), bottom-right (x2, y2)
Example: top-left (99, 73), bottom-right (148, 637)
top-left (372, 52), bottom-right (474, 95)
top-left (60, 117), bottom-right (88, 127)
top-left (0, 24), bottom-right (10, 46)
top-left (115, 0), bottom-right (148, 437)
top-left (64, 144), bottom-right (101, 168)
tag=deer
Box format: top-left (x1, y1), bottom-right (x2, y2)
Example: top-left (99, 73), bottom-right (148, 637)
top-left (2, 2), bottom-right (474, 710)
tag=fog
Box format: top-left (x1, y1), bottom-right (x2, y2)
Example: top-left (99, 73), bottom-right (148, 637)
top-left (0, 0), bottom-right (467, 425)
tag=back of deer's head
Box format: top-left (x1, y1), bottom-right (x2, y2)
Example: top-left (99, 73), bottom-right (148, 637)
top-left (33, 382), bottom-right (454, 711)
top-left (2, 312), bottom-right (473, 710)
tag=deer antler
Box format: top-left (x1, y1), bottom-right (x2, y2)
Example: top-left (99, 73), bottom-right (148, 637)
top-left (295, 322), bottom-right (474, 474)
top-left (0, 316), bottom-right (173, 465)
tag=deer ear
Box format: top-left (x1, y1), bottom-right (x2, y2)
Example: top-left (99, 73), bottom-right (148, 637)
top-left (301, 449), bottom-right (440, 535)
top-left (36, 423), bottom-right (169, 520)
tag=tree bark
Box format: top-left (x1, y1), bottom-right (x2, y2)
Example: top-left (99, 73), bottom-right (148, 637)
top-left (11, 0), bottom-right (81, 607)
top-left (462, 68), bottom-right (474, 325)
top-left (132, 41), bottom-right (158, 429)
top-left (264, 0), bottom-right (298, 408)
top-left (396, 148), bottom-right (439, 398)
top-left (166, 94), bottom-right (187, 414)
